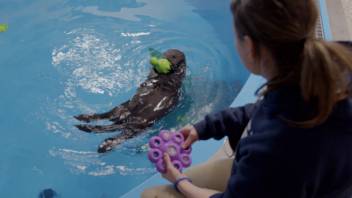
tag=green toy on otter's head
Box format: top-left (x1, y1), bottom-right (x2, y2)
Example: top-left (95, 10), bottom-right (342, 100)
top-left (149, 48), bottom-right (171, 74)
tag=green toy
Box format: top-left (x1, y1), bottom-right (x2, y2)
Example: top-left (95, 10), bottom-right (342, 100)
top-left (150, 56), bottom-right (159, 66)
top-left (0, 24), bottom-right (8, 32)
top-left (149, 48), bottom-right (171, 74)
top-left (154, 58), bottom-right (171, 74)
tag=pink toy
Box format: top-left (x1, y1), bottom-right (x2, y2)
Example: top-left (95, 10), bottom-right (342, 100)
top-left (148, 130), bottom-right (192, 173)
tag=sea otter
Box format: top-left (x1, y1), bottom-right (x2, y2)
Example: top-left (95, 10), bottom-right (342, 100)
top-left (74, 49), bottom-right (186, 153)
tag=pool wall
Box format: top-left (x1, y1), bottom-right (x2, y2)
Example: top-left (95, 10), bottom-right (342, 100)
top-left (319, 0), bottom-right (333, 40)
top-left (121, 0), bottom-right (332, 197)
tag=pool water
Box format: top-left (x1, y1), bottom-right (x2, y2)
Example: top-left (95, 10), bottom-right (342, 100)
top-left (0, 0), bottom-right (248, 197)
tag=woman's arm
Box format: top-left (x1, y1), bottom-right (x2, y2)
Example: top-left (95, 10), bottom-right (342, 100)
top-left (162, 153), bottom-right (221, 198)
top-left (193, 103), bottom-right (259, 149)
top-left (179, 103), bottom-right (260, 150)
top-left (177, 180), bottom-right (220, 198)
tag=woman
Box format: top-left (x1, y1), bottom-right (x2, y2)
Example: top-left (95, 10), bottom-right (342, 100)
top-left (143, 0), bottom-right (352, 197)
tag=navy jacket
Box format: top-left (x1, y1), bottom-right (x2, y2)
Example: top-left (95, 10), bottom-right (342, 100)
top-left (194, 86), bottom-right (352, 198)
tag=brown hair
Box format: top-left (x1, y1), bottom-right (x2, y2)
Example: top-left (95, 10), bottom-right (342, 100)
top-left (231, 0), bottom-right (352, 127)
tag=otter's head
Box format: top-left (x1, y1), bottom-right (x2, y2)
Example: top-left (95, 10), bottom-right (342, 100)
top-left (163, 49), bottom-right (186, 75)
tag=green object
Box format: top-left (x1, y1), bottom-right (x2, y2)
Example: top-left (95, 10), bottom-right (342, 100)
top-left (150, 56), bottom-right (159, 66)
top-left (149, 48), bottom-right (172, 74)
top-left (155, 58), bottom-right (171, 74)
top-left (0, 24), bottom-right (8, 32)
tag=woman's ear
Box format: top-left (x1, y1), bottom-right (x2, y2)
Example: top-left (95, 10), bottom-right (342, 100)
top-left (242, 35), bottom-right (256, 63)
top-left (238, 35), bottom-right (262, 75)
top-left (242, 36), bottom-right (275, 79)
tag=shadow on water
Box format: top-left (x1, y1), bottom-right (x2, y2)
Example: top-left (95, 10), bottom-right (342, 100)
top-left (39, 188), bottom-right (58, 198)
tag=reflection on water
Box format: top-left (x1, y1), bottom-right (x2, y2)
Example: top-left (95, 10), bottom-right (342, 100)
top-left (49, 148), bottom-right (154, 176)
top-left (80, 0), bottom-right (193, 22)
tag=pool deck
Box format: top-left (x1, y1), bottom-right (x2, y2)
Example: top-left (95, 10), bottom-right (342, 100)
top-left (121, 1), bottom-right (351, 197)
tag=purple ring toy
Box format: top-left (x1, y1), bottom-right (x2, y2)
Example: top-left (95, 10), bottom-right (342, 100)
top-left (172, 160), bottom-right (183, 171)
top-left (148, 148), bottom-right (163, 163)
top-left (179, 153), bottom-right (191, 167)
top-left (149, 136), bottom-right (164, 149)
top-left (148, 130), bottom-right (192, 173)
top-left (172, 132), bottom-right (184, 144)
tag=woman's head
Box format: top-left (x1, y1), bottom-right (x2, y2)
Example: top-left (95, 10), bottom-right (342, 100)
top-left (231, 0), bottom-right (352, 127)
top-left (232, 0), bottom-right (317, 79)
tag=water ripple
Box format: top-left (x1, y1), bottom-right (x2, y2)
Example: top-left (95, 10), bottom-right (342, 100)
top-left (45, 22), bottom-right (239, 176)
top-left (52, 28), bottom-right (146, 96)
top-left (49, 148), bottom-right (154, 176)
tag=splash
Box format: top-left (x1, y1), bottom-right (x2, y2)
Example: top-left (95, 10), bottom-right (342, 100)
top-left (120, 32), bottom-right (151, 37)
top-left (52, 28), bottom-right (149, 96)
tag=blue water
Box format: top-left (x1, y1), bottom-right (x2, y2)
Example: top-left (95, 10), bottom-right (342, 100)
top-left (0, 0), bottom-right (248, 197)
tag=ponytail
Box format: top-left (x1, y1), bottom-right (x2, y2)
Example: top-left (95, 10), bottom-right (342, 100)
top-left (231, 0), bottom-right (352, 127)
top-left (298, 39), bottom-right (352, 127)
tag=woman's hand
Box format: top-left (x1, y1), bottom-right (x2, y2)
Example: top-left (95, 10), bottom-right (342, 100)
top-left (161, 153), bottom-right (187, 183)
top-left (161, 124), bottom-right (199, 184)
top-left (162, 154), bottom-right (221, 198)
top-left (179, 124), bottom-right (199, 149)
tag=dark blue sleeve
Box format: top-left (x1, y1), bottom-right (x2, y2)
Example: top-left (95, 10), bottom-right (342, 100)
top-left (193, 103), bottom-right (258, 141)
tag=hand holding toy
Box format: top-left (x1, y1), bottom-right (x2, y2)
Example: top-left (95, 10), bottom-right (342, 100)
top-left (148, 130), bottom-right (192, 173)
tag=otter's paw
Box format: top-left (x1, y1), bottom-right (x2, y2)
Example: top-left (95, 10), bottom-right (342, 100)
top-left (74, 114), bottom-right (92, 123)
top-left (75, 124), bottom-right (93, 133)
top-left (97, 138), bottom-right (116, 153)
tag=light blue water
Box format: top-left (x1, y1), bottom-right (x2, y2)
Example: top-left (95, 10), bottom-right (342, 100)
top-left (0, 0), bottom-right (248, 197)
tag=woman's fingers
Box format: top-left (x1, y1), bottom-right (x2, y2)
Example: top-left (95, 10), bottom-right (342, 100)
top-left (180, 125), bottom-right (198, 149)
top-left (164, 153), bottom-right (172, 169)
top-left (183, 135), bottom-right (193, 149)
top-left (162, 153), bottom-right (184, 183)
top-left (164, 153), bottom-right (176, 173)
top-left (180, 125), bottom-right (191, 137)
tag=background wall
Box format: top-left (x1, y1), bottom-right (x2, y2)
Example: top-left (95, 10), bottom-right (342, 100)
top-left (326, 0), bottom-right (352, 40)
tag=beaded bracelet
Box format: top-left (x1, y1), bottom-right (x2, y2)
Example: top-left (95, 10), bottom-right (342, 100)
top-left (174, 177), bottom-right (192, 192)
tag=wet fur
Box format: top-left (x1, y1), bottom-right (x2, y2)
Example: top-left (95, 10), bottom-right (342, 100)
top-left (74, 49), bottom-right (186, 153)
